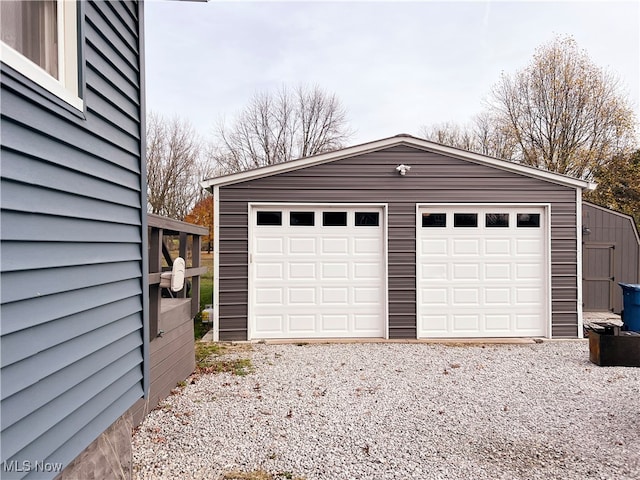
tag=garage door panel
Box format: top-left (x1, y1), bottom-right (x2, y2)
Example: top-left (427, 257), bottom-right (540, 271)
top-left (288, 288), bottom-right (316, 304)
top-left (453, 315), bottom-right (480, 331)
top-left (255, 315), bottom-right (283, 333)
top-left (288, 315), bottom-right (316, 334)
top-left (354, 237), bottom-right (380, 254)
top-left (288, 263), bottom-right (316, 280)
top-left (516, 238), bottom-right (542, 254)
top-left (453, 239), bottom-right (480, 255)
top-left (322, 314), bottom-right (349, 332)
top-left (289, 237), bottom-right (316, 254)
top-left (516, 287), bottom-right (542, 303)
top-left (421, 314), bottom-right (448, 332)
top-left (418, 205), bottom-right (547, 338)
top-left (485, 263), bottom-right (511, 280)
top-left (485, 288), bottom-right (511, 305)
top-left (321, 287), bottom-right (349, 304)
top-left (422, 239), bottom-right (447, 254)
top-left (354, 263), bottom-right (381, 279)
top-left (354, 287), bottom-right (381, 303)
top-left (255, 263), bottom-right (284, 279)
top-left (453, 288), bottom-right (480, 304)
top-left (485, 239), bottom-right (511, 255)
top-left (255, 288), bottom-right (283, 305)
top-left (256, 237), bottom-right (283, 254)
top-left (452, 264), bottom-right (480, 280)
top-left (516, 263), bottom-right (543, 279)
top-left (485, 314), bottom-right (511, 331)
top-left (322, 263), bottom-right (349, 279)
top-left (422, 288), bottom-right (447, 305)
top-left (322, 237), bottom-right (349, 254)
top-left (354, 314), bottom-right (381, 332)
top-left (516, 314), bottom-right (542, 330)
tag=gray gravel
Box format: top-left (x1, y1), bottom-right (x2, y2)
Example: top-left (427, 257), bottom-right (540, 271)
top-left (132, 341), bottom-right (640, 480)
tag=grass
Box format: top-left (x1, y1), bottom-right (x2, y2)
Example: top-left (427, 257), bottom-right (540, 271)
top-left (222, 470), bottom-right (304, 480)
top-left (195, 342), bottom-right (254, 376)
top-left (194, 251), bottom-right (214, 340)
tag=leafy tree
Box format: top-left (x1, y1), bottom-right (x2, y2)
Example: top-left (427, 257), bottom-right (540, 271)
top-left (146, 112), bottom-right (213, 220)
top-left (488, 35), bottom-right (636, 179)
top-left (184, 196), bottom-right (214, 252)
top-left (214, 84), bottom-right (353, 174)
top-left (421, 36), bottom-right (638, 215)
top-left (585, 149), bottom-right (640, 228)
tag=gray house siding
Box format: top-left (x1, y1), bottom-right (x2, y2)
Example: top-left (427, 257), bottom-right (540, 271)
top-left (217, 145), bottom-right (580, 340)
top-left (1, 1), bottom-right (146, 478)
top-left (582, 202), bottom-right (640, 313)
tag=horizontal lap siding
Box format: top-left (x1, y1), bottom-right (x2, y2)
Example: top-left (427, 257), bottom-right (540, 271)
top-left (218, 145), bottom-right (579, 340)
top-left (0, 1), bottom-right (145, 477)
top-left (583, 203), bottom-right (640, 313)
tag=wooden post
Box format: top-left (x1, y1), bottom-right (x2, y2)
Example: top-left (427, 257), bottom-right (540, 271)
top-left (178, 232), bottom-right (188, 298)
top-left (149, 227), bottom-right (163, 340)
top-left (191, 235), bottom-right (202, 318)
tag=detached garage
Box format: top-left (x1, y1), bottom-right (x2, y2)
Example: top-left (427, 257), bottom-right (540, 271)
top-left (202, 135), bottom-right (593, 341)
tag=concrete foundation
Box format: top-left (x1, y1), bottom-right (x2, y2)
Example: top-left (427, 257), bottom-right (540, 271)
top-left (55, 413), bottom-right (132, 480)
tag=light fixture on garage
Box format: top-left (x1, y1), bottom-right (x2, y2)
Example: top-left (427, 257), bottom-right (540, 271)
top-left (396, 164), bottom-right (411, 176)
top-left (583, 226), bottom-right (591, 236)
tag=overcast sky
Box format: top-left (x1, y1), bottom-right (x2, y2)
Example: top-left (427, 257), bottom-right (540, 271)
top-left (144, 0), bottom-right (640, 146)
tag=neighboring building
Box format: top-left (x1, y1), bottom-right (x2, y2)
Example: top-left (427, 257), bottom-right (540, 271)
top-left (582, 202), bottom-right (640, 314)
top-left (202, 135), bottom-right (594, 341)
top-left (1, 1), bottom-right (147, 478)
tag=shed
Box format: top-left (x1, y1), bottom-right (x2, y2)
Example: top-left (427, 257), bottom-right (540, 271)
top-left (202, 135), bottom-right (594, 341)
top-left (582, 202), bottom-right (640, 313)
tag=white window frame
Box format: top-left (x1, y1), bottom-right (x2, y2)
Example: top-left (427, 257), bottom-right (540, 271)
top-left (0, 0), bottom-right (82, 111)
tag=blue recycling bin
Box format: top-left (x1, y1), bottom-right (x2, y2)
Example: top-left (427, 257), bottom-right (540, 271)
top-left (619, 283), bottom-right (640, 332)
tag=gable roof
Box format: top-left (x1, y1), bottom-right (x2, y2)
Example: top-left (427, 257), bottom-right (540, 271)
top-left (584, 201), bottom-right (640, 246)
top-left (201, 134), bottom-right (596, 191)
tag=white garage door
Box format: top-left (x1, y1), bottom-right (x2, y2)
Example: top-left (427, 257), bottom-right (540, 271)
top-left (417, 205), bottom-right (548, 338)
top-left (250, 205), bottom-right (386, 339)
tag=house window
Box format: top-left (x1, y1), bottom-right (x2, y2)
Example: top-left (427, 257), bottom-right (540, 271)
top-left (257, 211), bottom-right (282, 226)
top-left (454, 213), bottom-right (478, 227)
top-left (322, 212), bottom-right (347, 226)
top-left (1, 0), bottom-right (82, 110)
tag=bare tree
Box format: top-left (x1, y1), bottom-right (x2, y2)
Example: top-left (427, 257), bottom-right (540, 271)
top-left (214, 84), bottom-right (353, 173)
top-left (487, 36), bottom-right (637, 179)
top-left (146, 112), bottom-right (213, 220)
top-left (420, 121), bottom-right (476, 151)
top-left (420, 115), bottom-right (516, 160)
top-left (471, 112), bottom-right (518, 160)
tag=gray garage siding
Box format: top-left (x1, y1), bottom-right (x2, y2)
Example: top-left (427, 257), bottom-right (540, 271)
top-left (582, 202), bottom-right (640, 313)
top-left (0, 1), bottom-right (146, 478)
top-left (217, 145), bottom-right (579, 340)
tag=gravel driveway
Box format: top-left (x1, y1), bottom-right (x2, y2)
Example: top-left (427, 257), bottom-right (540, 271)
top-left (132, 341), bottom-right (640, 480)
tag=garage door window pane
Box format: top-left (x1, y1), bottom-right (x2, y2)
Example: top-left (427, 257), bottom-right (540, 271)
top-left (290, 211), bottom-right (314, 226)
top-left (454, 213), bottom-right (478, 227)
top-left (422, 213), bottom-right (446, 227)
top-left (257, 211), bottom-right (282, 226)
top-left (355, 212), bottom-right (379, 226)
top-left (517, 213), bottom-right (540, 228)
top-left (323, 212), bottom-right (347, 226)
top-left (486, 213), bottom-right (509, 228)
